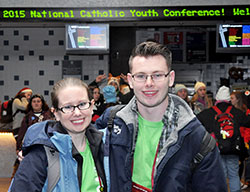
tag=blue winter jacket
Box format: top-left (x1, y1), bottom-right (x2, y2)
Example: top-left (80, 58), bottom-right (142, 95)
top-left (9, 120), bottom-right (107, 192)
top-left (96, 94), bottom-right (227, 192)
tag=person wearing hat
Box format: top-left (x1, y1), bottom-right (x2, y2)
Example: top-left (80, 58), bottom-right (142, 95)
top-left (12, 87), bottom-right (33, 137)
top-left (107, 75), bottom-right (128, 104)
top-left (100, 85), bottom-right (119, 112)
top-left (174, 84), bottom-right (191, 106)
top-left (11, 87), bottom-right (33, 179)
top-left (191, 81), bottom-right (213, 115)
top-left (197, 86), bottom-right (250, 192)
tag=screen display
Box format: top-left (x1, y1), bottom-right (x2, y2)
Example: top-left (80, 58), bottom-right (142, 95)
top-left (66, 24), bottom-right (109, 54)
top-left (217, 24), bottom-right (250, 53)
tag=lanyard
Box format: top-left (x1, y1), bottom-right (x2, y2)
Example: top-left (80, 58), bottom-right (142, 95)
top-left (98, 176), bottom-right (104, 192)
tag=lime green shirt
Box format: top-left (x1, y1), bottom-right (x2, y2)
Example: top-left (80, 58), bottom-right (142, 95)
top-left (80, 139), bottom-right (100, 192)
top-left (132, 114), bottom-right (163, 189)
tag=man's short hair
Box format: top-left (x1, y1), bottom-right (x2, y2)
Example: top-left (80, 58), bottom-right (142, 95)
top-left (128, 41), bottom-right (172, 72)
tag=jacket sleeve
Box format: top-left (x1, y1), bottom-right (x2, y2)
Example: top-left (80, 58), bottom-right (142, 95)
top-left (191, 145), bottom-right (227, 192)
top-left (16, 116), bottom-right (29, 150)
top-left (9, 145), bottom-right (48, 192)
top-left (95, 107), bottom-right (111, 130)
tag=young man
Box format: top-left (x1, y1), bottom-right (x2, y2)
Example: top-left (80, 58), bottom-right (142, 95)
top-left (96, 41), bottom-right (227, 191)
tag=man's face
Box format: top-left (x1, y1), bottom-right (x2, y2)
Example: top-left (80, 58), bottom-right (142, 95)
top-left (127, 55), bottom-right (175, 108)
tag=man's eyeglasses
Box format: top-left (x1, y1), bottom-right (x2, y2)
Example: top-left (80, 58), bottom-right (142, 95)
top-left (57, 102), bottom-right (91, 114)
top-left (131, 71), bottom-right (171, 82)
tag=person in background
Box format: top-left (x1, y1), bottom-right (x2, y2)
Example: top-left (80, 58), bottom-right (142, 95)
top-left (11, 87), bottom-right (32, 179)
top-left (119, 73), bottom-right (134, 104)
top-left (89, 73), bottom-right (108, 92)
top-left (243, 91), bottom-right (250, 187)
top-left (100, 85), bottom-right (118, 111)
top-left (107, 74), bottom-right (126, 104)
top-left (231, 91), bottom-right (248, 112)
top-left (89, 73), bottom-right (133, 104)
top-left (191, 81), bottom-right (213, 115)
top-left (9, 78), bottom-right (107, 191)
top-left (89, 86), bottom-right (104, 123)
top-left (12, 87), bottom-right (33, 138)
top-left (96, 41), bottom-right (227, 191)
top-left (197, 86), bottom-right (250, 192)
top-left (16, 94), bottom-right (54, 152)
top-left (174, 83), bottom-right (191, 106)
top-left (231, 91), bottom-right (250, 189)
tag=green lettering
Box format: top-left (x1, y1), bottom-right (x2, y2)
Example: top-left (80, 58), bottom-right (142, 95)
top-left (41, 10), bottom-right (47, 17)
top-left (246, 8), bottom-right (250, 15)
top-left (214, 10), bottom-right (220, 16)
top-left (197, 10), bottom-right (204, 16)
top-left (30, 10), bottom-right (43, 18)
top-left (186, 10), bottom-right (193, 16)
top-left (209, 10), bottom-right (215, 16)
top-left (233, 8), bottom-right (241, 15)
top-left (80, 10), bottom-right (86, 17)
top-left (119, 11), bottom-right (125, 17)
top-left (108, 10), bottom-right (113, 17)
top-left (70, 10), bottom-right (74, 17)
top-left (102, 11), bottom-right (108, 17)
top-left (92, 10), bottom-right (97, 17)
top-left (130, 10), bottom-right (136, 17)
top-left (52, 12), bottom-right (58, 18)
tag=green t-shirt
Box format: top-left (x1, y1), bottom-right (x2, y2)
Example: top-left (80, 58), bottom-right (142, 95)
top-left (132, 114), bottom-right (163, 189)
top-left (80, 139), bottom-right (100, 192)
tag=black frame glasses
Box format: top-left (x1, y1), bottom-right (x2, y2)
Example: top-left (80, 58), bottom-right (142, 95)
top-left (131, 70), bottom-right (171, 82)
top-left (57, 102), bottom-right (91, 114)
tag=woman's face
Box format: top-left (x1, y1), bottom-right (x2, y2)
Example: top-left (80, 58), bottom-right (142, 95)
top-left (31, 97), bottom-right (43, 112)
top-left (230, 94), bottom-right (238, 107)
top-left (197, 87), bottom-right (206, 98)
top-left (53, 86), bottom-right (94, 135)
top-left (24, 92), bottom-right (32, 100)
top-left (93, 88), bottom-right (100, 101)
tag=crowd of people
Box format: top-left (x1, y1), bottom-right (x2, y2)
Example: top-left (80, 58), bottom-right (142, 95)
top-left (4, 41), bottom-right (250, 192)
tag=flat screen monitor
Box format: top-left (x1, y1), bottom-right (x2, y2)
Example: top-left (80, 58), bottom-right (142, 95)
top-left (66, 23), bottom-right (109, 54)
top-left (216, 24), bottom-right (250, 53)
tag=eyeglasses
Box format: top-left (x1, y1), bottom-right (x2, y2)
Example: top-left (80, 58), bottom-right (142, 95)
top-left (57, 102), bottom-right (91, 114)
top-left (131, 71), bottom-right (171, 82)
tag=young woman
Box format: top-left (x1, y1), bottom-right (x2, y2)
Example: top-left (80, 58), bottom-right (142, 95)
top-left (191, 81), bottom-right (213, 115)
top-left (89, 86), bottom-right (105, 123)
top-left (230, 91), bottom-right (250, 189)
top-left (9, 78), bottom-right (107, 192)
top-left (16, 94), bottom-right (53, 152)
top-left (230, 91), bottom-right (248, 112)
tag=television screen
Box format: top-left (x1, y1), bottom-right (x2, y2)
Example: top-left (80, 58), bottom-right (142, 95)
top-left (66, 24), bottom-right (109, 54)
top-left (216, 24), bottom-right (250, 53)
